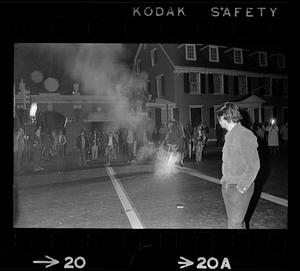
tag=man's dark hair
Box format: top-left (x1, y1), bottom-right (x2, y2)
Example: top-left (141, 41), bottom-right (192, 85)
top-left (216, 102), bottom-right (243, 123)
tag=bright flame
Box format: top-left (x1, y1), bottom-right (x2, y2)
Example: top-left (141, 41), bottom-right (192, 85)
top-left (29, 103), bottom-right (37, 117)
top-left (154, 146), bottom-right (181, 178)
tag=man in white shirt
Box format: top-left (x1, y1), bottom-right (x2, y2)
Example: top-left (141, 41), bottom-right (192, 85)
top-left (106, 131), bottom-right (116, 166)
top-left (91, 130), bottom-right (100, 160)
top-left (57, 130), bottom-right (67, 172)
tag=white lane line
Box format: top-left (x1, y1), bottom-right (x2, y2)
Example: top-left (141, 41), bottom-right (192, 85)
top-left (106, 167), bottom-right (144, 229)
top-left (179, 167), bottom-right (288, 208)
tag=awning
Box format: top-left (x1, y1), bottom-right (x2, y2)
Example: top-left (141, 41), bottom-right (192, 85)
top-left (215, 95), bottom-right (266, 109)
top-left (235, 95), bottom-right (266, 107)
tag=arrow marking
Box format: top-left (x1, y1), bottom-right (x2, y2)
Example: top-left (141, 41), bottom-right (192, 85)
top-left (33, 255), bottom-right (59, 268)
top-left (178, 256), bottom-right (194, 269)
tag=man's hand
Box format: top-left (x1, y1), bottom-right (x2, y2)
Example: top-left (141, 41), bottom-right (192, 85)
top-left (237, 183), bottom-right (248, 194)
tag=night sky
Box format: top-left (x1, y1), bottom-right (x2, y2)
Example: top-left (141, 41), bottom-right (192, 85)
top-left (14, 43), bottom-right (139, 95)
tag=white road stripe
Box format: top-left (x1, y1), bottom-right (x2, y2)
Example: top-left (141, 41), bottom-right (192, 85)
top-left (180, 167), bottom-right (288, 208)
top-left (106, 167), bottom-right (144, 229)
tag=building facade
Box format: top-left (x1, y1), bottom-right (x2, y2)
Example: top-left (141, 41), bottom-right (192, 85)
top-left (14, 89), bottom-right (143, 154)
top-left (133, 43), bottom-right (288, 139)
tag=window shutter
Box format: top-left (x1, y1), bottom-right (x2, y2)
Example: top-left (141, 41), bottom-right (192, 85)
top-left (247, 77), bottom-right (252, 94)
top-left (208, 74), bottom-right (214, 93)
top-left (209, 107), bottom-right (215, 128)
top-left (161, 75), bottom-right (166, 96)
top-left (223, 75), bottom-right (228, 94)
top-left (272, 79), bottom-right (278, 96)
top-left (155, 78), bottom-right (158, 98)
top-left (200, 74), bottom-right (206, 93)
top-left (234, 76), bottom-right (239, 95)
top-left (184, 73), bottom-right (190, 93)
top-left (278, 79), bottom-right (284, 96)
top-left (154, 50), bottom-right (158, 65)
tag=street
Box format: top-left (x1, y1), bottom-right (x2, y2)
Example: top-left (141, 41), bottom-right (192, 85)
top-left (13, 147), bottom-right (287, 229)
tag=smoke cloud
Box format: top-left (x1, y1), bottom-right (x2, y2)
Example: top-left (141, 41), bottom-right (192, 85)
top-left (33, 43), bottom-right (154, 134)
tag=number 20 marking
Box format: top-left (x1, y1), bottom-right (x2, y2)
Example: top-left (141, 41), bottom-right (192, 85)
top-left (64, 256), bottom-right (86, 269)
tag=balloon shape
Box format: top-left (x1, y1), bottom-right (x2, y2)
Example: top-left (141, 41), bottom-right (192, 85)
top-left (31, 71), bottom-right (43, 83)
top-left (44, 77), bottom-right (59, 92)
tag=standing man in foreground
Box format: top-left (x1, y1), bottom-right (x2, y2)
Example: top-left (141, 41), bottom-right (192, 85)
top-left (216, 102), bottom-right (260, 229)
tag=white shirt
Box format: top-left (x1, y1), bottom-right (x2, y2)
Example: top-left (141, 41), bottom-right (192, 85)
top-left (127, 130), bottom-right (134, 144)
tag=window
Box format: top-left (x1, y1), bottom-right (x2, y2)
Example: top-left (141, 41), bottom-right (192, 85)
top-left (258, 77), bottom-right (271, 96)
top-left (238, 76), bottom-right (247, 95)
top-left (183, 72), bottom-right (200, 93)
top-left (136, 60), bottom-right (141, 74)
top-left (151, 48), bottom-right (158, 66)
top-left (213, 74), bottom-right (222, 94)
top-left (185, 44), bottom-right (196, 61)
top-left (272, 79), bottom-right (286, 96)
top-left (207, 74), bottom-right (223, 94)
top-left (258, 52), bottom-right (267, 67)
top-left (233, 76), bottom-right (246, 95)
top-left (156, 74), bottom-right (165, 97)
top-left (189, 72), bottom-right (199, 93)
top-left (143, 43), bottom-right (148, 50)
top-left (209, 46), bottom-right (219, 62)
top-left (234, 49), bottom-right (243, 64)
top-left (277, 54), bottom-right (286, 68)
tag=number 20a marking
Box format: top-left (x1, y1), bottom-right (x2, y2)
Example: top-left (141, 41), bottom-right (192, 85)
top-left (64, 256), bottom-right (86, 269)
top-left (197, 257), bottom-right (231, 269)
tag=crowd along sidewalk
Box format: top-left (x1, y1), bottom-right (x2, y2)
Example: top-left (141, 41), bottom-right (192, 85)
top-left (14, 143), bottom-right (288, 201)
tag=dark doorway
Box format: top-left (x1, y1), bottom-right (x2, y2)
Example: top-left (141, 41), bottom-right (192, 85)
top-left (190, 107), bottom-right (202, 128)
top-left (254, 108), bottom-right (259, 124)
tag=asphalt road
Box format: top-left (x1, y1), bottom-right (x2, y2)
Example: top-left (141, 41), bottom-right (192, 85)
top-left (14, 161), bottom-right (287, 229)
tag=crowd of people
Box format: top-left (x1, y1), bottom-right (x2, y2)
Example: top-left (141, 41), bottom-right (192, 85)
top-left (152, 120), bottom-right (210, 166)
top-left (13, 115), bottom-right (288, 174)
top-left (252, 119), bottom-right (288, 156)
top-left (13, 126), bottom-right (68, 173)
